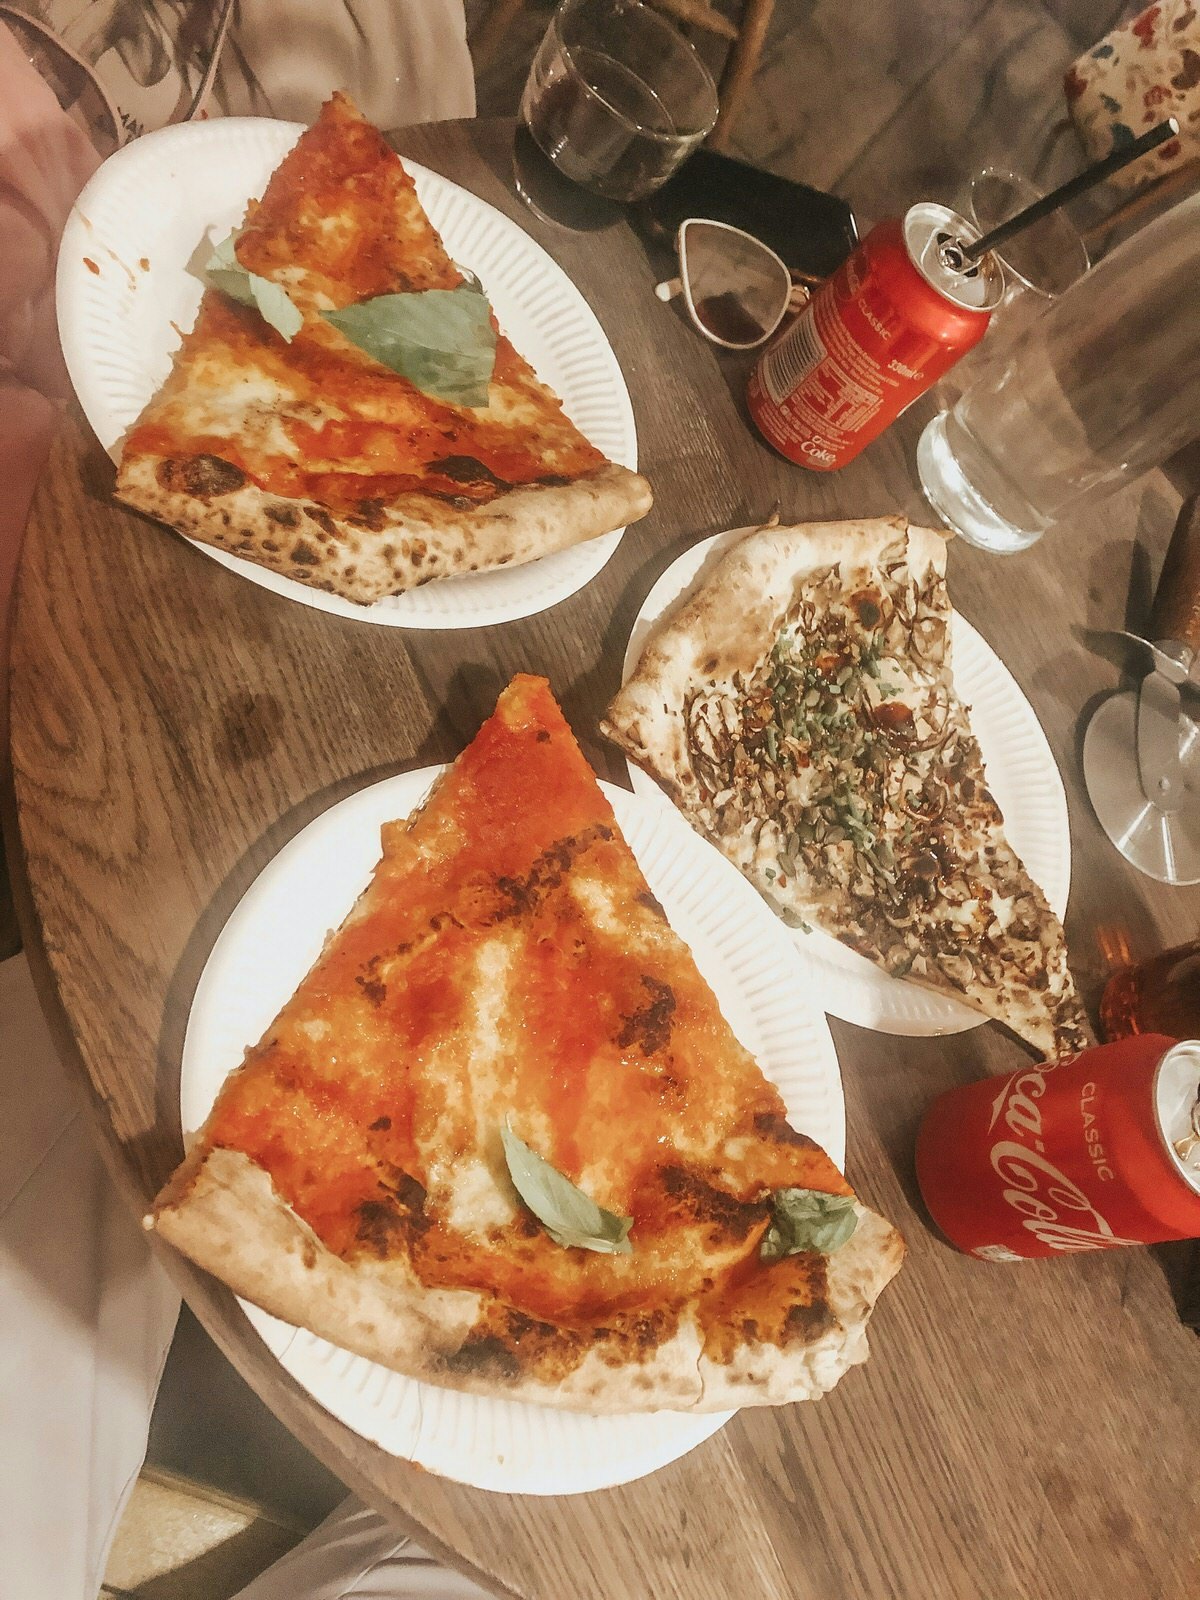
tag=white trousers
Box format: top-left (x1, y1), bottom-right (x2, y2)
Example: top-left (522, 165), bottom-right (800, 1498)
top-left (0, 954), bottom-right (488, 1600)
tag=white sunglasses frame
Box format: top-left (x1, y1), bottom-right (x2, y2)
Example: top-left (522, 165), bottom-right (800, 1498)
top-left (654, 217), bottom-right (794, 351)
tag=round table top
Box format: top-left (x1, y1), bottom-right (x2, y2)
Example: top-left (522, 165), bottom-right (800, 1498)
top-left (10, 116), bottom-right (1200, 1600)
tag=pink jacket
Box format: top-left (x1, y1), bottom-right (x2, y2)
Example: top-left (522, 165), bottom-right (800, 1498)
top-left (0, 4), bottom-right (474, 674)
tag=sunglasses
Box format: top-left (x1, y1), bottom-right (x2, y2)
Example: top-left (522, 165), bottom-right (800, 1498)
top-left (653, 218), bottom-right (811, 351)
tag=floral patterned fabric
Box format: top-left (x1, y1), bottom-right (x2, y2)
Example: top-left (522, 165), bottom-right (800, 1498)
top-left (1, 0), bottom-right (473, 145)
top-left (1065, 1), bottom-right (1200, 192)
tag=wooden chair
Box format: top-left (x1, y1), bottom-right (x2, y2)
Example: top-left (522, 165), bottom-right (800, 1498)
top-left (470, 0), bottom-right (775, 151)
top-left (1081, 157), bottom-right (1200, 255)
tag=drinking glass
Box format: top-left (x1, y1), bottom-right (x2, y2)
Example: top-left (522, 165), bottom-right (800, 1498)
top-left (519, 0), bottom-right (720, 206)
top-left (917, 188), bottom-right (1200, 554)
top-left (969, 169), bottom-right (1089, 331)
top-left (937, 168), bottom-right (1090, 399)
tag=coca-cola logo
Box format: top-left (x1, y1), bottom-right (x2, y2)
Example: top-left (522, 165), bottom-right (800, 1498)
top-left (985, 1070), bottom-right (1140, 1254)
top-left (987, 1067), bottom-right (1046, 1140)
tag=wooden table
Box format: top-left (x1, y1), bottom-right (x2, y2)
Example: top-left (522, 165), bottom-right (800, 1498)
top-left (9, 117), bottom-right (1200, 1600)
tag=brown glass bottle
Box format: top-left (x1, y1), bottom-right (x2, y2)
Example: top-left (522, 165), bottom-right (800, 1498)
top-left (1101, 938), bottom-right (1200, 1041)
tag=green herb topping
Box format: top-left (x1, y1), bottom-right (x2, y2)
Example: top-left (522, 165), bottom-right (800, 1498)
top-left (322, 273), bottom-right (497, 407)
top-left (500, 1123), bottom-right (633, 1255)
top-left (760, 1187), bottom-right (858, 1260)
top-left (203, 231), bottom-right (303, 343)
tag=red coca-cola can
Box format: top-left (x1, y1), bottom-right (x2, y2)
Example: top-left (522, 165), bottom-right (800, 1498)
top-left (747, 202), bottom-right (1003, 471)
top-left (915, 1036), bottom-right (1200, 1259)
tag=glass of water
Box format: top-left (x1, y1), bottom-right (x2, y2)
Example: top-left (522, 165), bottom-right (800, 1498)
top-left (519, 0), bottom-right (719, 205)
top-left (917, 189), bottom-right (1200, 555)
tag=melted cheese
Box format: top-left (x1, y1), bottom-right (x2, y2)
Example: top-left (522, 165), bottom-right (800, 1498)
top-left (121, 96), bottom-right (606, 513)
top-left (200, 676), bottom-right (853, 1363)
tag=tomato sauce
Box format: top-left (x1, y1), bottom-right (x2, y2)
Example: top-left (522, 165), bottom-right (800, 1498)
top-left (123, 97), bottom-right (606, 514)
top-left (203, 675), bottom-right (849, 1361)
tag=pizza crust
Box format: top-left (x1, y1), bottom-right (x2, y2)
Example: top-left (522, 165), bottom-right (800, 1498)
top-left (694, 1206), bottom-right (904, 1409)
top-left (603, 516), bottom-right (947, 774)
top-left (151, 1146), bottom-right (481, 1362)
top-left (150, 1147), bottom-right (902, 1414)
top-left (116, 455), bottom-right (652, 606)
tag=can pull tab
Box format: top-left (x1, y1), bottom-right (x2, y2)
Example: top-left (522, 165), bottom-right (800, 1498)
top-left (1174, 1092), bottom-right (1200, 1171)
top-left (936, 233), bottom-right (976, 277)
top-left (1161, 1041), bottom-right (1200, 1185)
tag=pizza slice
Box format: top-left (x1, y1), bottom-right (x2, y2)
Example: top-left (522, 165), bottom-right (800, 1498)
top-left (116, 95), bottom-right (652, 604)
top-left (602, 518), bottom-right (1090, 1060)
top-left (150, 675), bottom-right (902, 1413)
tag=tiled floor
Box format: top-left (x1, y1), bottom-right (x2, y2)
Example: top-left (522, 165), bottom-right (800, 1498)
top-left (99, 1306), bottom-right (345, 1597)
top-left (100, 1470), bottom-right (301, 1600)
top-left (95, 1), bottom-right (1139, 1594)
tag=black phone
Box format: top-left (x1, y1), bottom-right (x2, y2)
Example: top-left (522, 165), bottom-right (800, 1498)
top-left (638, 148), bottom-right (858, 282)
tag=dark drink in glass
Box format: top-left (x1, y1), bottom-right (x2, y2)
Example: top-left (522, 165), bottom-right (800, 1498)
top-left (526, 49), bottom-right (679, 202)
top-left (519, 0), bottom-right (718, 209)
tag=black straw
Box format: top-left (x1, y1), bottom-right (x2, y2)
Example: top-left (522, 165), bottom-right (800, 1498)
top-left (961, 118), bottom-right (1180, 264)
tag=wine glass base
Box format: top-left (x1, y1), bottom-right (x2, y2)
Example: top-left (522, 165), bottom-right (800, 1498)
top-left (916, 412), bottom-right (1043, 555)
top-left (511, 125), bottom-right (626, 233)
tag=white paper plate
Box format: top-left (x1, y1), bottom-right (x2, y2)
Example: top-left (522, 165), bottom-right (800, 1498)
top-left (56, 119), bottom-right (639, 629)
top-left (180, 767), bottom-right (844, 1493)
top-left (621, 530), bottom-right (1072, 1037)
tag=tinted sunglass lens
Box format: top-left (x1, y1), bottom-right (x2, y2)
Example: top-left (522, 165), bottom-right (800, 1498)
top-left (679, 221), bottom-right (790, 348)
top-left (692, 291), bottom-right (769, 345)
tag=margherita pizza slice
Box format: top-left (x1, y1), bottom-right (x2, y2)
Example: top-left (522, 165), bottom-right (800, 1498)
top-left (602, 519), bottom-right (1090, 1060)
top-left (150, 675), bottom-right (902, 1413)
top-left (116, 95), bottom-right (652, 604)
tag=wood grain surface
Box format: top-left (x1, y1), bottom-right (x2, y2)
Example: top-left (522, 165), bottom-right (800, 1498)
top-left (9, 115), bottom-right (1200, 1600)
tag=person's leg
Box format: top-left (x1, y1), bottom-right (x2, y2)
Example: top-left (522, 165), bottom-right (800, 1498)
top-left (0, 954), bottom-right (180, 1600)
top-left (233, 1495), bottom-right (494, 1600)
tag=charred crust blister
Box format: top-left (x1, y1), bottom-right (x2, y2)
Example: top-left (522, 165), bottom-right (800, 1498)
top-left (353, 1170), bottom-right (427, 1256)
top-left (752, 1109), bottom-right (820, 1151)
top-left (304, 505), bottom-right (337, 537)
top-left (660, 1165), bottom-right (765, 1242)
top-left (783, 1293), bottom-right (835, 1345)
top-left (156, 453), bottom-right (246, 499)
top-left (616, 975), bottom-right (676, 1056)
top-left (635, 888), bottom-right (666, 919)
top-left (442, 1335), bottom-right (521, 1381)
top-left (349, 498), bottom-right (387, 532)
top-left (353, 1197), bottom-right (409, 1256)
top-left (427, 454), bottom-right (509, 490)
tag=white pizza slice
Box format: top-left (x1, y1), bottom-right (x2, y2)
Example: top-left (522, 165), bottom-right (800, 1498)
top-left (602, 517), bottom-right (1090, 1060)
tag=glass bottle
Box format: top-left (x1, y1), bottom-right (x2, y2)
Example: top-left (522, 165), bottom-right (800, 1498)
top-left (1101, 937), bottom-right (1200, 1041)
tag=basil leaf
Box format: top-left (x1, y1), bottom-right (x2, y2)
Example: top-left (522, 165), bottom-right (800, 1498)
top-left (760, 1187), bottom-right (858, 1260)
top-left (500, 1123), bottom-right (633, 1255)
top-left (204, 231), bottom-right (302, 343)
top-left (320, 277), bottom-right (497, 408)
